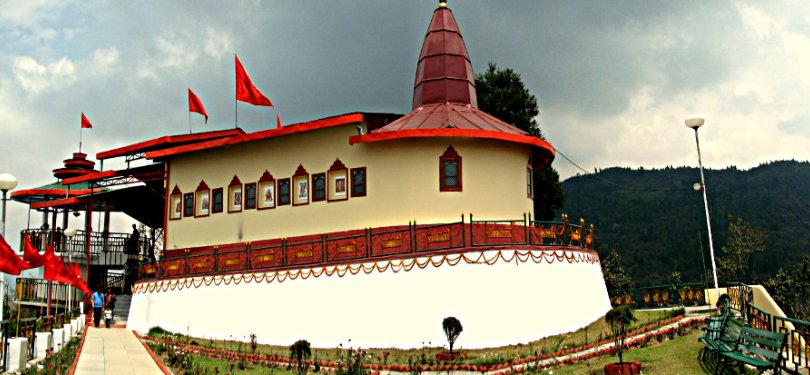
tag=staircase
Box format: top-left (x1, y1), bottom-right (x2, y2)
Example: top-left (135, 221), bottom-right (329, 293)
top-left (112, 294), bottom-right (132, 326)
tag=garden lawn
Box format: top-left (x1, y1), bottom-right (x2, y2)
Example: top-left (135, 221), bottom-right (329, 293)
top-left (147, 309), bottom-right (684, 367)
top-left (545, 328), bottom-right (711, 375)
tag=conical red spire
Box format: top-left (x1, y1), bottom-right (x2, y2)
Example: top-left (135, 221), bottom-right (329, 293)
top-left (412, 1), bottom-right (477, 109)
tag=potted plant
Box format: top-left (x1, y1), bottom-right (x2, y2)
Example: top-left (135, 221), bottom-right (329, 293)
top-left (603, 306), bottom-right (641, 375)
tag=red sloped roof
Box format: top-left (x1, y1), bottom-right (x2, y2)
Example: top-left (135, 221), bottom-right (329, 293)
top-left (96, 128), bottom-right (245, 160)
top-left (145, 113), bottom-right (364, 159)
top-left (371, 102), bottom-right (527, 134)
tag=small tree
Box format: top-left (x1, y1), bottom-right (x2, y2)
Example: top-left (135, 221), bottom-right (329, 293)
top-left (717, 215), bottom-right (766, 283)
top-left (289, 339), bottom-right (311, 375)
top-left (442, 317), bottom-right (463, 354)
top-left (605, 306), bottom-right (635, 364)
top-left (602, 249), bottom-right (633, 291)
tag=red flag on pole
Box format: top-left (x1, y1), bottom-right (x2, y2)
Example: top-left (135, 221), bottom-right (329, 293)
top-left (188, 89), bottom-right (209, 123)
top-left (81, 112), bottom-right (93, 129)
top-left (235, 55), bottom-right (273, 106)
top-left (277, 113), bottom-right (282, 129)
top-left (43, 245), bottom-right (71, 284)
top-left (68, 260), bottom-right (91, 294)
top-left (0, 233), bottom-right (28, 275)
top-left (22, 234), bottom-right (45, 268)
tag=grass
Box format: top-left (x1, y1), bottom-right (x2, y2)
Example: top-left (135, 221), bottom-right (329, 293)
top-left (147, 309), bottom-right (682, 367)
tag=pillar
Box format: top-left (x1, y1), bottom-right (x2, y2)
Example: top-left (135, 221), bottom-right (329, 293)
top-left (51, 327), bottom-right (64, 353)
top-left (7, 337), bottom-right (28, 373)
top-left (35, 331), bottom-right (52, 360)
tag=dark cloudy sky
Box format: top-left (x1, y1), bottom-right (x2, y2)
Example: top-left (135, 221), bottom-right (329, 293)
top-left (2, 1), bottom-right (809, 238)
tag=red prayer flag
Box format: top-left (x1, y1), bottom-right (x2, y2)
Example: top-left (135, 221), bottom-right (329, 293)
top-left (81, 112), bottom-right (93, 129)
top-left (235, 55), bottom-right (273, 106)
top-left (22, 234), bottom-right (45, 268)
top-left (188, 89), bottom-right (209, 123)
top-left (277, 113), bottom-right (282, 129)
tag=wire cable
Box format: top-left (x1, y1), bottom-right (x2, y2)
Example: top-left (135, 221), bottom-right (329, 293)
top-left (554, 148), bottom-right (694, 192)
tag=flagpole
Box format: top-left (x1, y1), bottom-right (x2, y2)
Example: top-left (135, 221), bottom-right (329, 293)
top-left (189, 111), bottom-right (192, 134)
top-left (79, 127), bottom-right (83, 154)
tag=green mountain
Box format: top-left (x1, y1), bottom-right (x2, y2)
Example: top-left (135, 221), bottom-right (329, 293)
top-left (561, 160), bottom-right (810, 287)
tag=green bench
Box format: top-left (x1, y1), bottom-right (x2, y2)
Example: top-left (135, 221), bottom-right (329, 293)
top-left (699, 314), bottom-right (746, 360)
top-left (716, 326), bottom-right (786, 374)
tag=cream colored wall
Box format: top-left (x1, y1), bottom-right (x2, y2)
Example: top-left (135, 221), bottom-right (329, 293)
top-left (129, 249), bottom-right (611, 349)
top-left (166, 123), bottom-right (534, 249)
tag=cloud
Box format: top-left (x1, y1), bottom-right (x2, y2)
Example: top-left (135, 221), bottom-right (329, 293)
top-left (91, 46), bottom-right (120, 74)
top-left (203, 28), bottom-right (233, 59)
top-left (11, 56), bottom-right (76, 95)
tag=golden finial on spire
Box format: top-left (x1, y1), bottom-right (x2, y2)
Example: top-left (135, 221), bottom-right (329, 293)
top-left (439, 1), bottom-right (447, 8)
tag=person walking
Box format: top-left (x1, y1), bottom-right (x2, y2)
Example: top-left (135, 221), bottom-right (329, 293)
top-left (106, 289), bottom-right (117, 321)
top-left (92, 287), bottom-right (105, 328)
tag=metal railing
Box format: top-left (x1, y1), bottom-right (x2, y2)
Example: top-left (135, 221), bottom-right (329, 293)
top-left (138, 213), bottom-right (596, 281)
top-left (727, 282), bottom-right (810, 374)
top-left (608, 282), bottom-right (709, 308)
top-left (21, 228), bottom-right (152, 260)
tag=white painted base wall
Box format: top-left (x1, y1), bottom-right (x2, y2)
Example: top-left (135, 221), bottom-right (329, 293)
top-left (128, 249), bottom-right (610, 349)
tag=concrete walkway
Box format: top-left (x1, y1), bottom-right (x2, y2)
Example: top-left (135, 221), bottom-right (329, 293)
top-left (73, 327), bottom-right (164, 375)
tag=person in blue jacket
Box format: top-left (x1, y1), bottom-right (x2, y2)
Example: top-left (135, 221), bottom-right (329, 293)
top-left (92, 287), bottom-right (105, 328)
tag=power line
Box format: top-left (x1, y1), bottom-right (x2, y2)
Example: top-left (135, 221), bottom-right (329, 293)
top-left (554, 148), bottom-right (694, 192)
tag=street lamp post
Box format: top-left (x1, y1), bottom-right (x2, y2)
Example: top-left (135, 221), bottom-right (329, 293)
top-left (0, 173), bottom-right (18, 237)
top-left (64, 228), bottom-right (77, 315)
top-left (0, 173), bottom-right (17, 321)
top-left (685, 117), bottom-right (720, 301)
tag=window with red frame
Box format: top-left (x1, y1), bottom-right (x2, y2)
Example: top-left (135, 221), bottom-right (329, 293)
top-left (350, 167), bottom-right (366, 197)
top-left (439, 146), bottom-right (462, 192)
top-left (278, 178), bottom-right (291, 205)
top-left (527, 163), bottom-right (534, 199)
top-left (212, 188), bottom-right (224, 213)
top-left (183, 193), bottom-right (194, 217)
top-left (244, 183), bottom-right (257, 209)
top-left (312, 173), bottom-right (326, 201)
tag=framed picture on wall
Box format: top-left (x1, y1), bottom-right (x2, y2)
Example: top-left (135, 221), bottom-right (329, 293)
top-left (228, 175), bottom-right (242, 213)
top-left (169, 186), bottom-right (182, 220)
top-left (258, 170), bottom-right (276, 210)
top-left (297, 178), bottom-right (308, 200)
top-left (262, 184), bottom-right (275, 206)
top-left (195, 181), bottom-right (210, 217)
top-left (171, 195), bottom-right (182, 219)
top-left (292, 165), bottom-right (309, 206)
top-left (197, 190), bottom-right (210, 216)
top-left (327, 159), bottom-right (349, 202)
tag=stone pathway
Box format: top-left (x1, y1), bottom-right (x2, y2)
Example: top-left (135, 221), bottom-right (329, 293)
top-left (73, 327), bottom-right (165, 375)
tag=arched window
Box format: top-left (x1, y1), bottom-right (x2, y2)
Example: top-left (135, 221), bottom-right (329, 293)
top-left (440, 146), bottom-right (462, 192)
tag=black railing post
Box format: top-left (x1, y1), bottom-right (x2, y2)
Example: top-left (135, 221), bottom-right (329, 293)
top-left (469, 213), bottom-right (474, 246)
top-left (246, 242), bottom-right (252, 270)
top-left (523, 213), bottom-right (529, 245)
top-left (282, 238), bottom-right (287, 267)
top-left (213, 245), bottom-right (219, 272)
top-left (322, 234), bottom-right (327, 263)
top-left (365, 227), bottom-right (370, 258)
top-left (410, 220), bottom-right (415, 253)
top-left (184, 249), bottom-right (190, 275)
top-left (460, 214), bottom-right (465, 248)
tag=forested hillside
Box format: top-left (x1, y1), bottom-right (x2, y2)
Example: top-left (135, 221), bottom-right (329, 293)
top-left (561, 160), bottom-right (810, 286)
